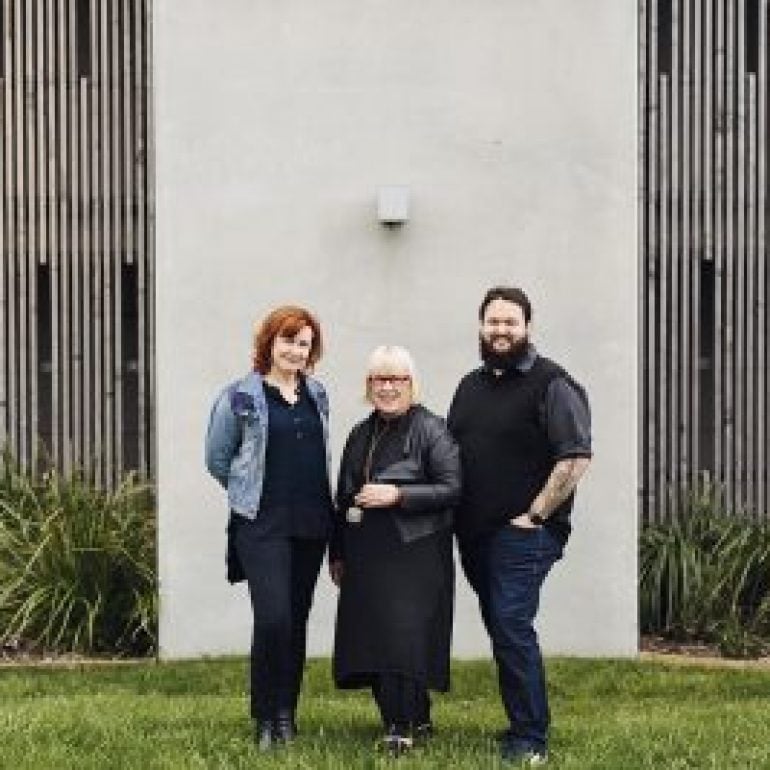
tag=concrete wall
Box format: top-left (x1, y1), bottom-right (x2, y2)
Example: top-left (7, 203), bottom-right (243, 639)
top-left (155, 0), bottom-right (638, 658)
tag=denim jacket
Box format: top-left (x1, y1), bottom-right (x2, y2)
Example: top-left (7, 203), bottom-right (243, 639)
top-left (204, 371), bottom-right (331, 518)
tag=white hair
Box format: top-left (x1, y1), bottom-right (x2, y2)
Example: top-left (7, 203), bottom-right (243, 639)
top-left (364, 345), bottom-right (421, 402)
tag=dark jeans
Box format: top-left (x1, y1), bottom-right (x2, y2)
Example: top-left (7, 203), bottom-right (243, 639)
top-left (372, 673), bottom-right (431, 729)
top-left (460, 525), bottom-right (563, 753)
top-left (233, 523), bottom-right (325, 721)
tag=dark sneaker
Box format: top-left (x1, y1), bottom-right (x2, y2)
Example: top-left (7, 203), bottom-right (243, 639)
top-left (500, 738), bottom-right (548, 765)
top-left (274, 710), bottom-right (297, 743)
top-left (381, 725), bottom-right (414, 757)
top-left (253, 719), bottom-right (274, 751)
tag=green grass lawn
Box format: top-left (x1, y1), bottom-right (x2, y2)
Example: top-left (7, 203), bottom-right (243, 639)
top-left (1, 657), bottom-right (769, 769)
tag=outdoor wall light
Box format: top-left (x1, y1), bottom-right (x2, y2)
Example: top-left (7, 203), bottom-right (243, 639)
top-left (377, 185), bottom-right (410, 226)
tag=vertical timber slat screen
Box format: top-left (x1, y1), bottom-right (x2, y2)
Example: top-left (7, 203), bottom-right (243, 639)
top-left (642, 0), bottom-right (770, 521)
top-left (0, 0), bottom-right (153, 486)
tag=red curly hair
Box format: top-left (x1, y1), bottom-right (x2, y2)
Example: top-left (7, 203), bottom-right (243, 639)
top-left (251, 305), bottom-right (323, 374)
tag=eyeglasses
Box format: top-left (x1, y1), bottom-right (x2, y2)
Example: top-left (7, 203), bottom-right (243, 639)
top-left (368, 374), bottom-right (411, 386)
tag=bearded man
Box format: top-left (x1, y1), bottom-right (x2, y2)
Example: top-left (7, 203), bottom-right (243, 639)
top-left (448, 286), bottom-right (592, 766)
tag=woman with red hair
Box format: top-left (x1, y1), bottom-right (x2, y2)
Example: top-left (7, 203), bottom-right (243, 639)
top-left (205, 305), bottom-right (332, 750)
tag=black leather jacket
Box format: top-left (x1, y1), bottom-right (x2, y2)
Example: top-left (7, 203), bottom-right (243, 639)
top-left (330, 405), bottom-right (461, 559)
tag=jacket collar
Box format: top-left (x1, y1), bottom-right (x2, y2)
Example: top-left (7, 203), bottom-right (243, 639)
top-left (236, 370), bottom-right (265, 397)
top-left (236, 370), bottom-right (328, 415)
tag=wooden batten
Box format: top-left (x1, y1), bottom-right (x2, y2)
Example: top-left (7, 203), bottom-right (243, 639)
top-left (0, 0), bottom-right (153, 484)
top-left (642, 0), bottom-right (770, 521)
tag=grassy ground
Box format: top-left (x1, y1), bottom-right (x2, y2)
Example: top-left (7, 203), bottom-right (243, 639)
top-left (1, 657), bottom-right (769, 769)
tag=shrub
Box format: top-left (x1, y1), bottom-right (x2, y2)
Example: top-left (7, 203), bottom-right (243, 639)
top-left (640, 491), bottom-right (770, 658)
top-left (0, 452), bottom-right (156, 655)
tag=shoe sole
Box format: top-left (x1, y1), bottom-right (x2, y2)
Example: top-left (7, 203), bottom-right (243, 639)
top-left (381, 736), bottom-right (414, 756)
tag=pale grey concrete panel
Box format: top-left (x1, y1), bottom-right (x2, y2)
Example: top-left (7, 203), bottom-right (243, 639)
top-left (156, 1), bottom-right (637, 658)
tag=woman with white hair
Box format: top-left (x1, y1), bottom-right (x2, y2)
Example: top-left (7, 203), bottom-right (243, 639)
top-left (329, 345), bottom-right (461, 755)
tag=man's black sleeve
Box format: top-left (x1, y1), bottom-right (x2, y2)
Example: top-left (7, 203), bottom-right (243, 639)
top-left (544, 377), bottom-right (592, 461)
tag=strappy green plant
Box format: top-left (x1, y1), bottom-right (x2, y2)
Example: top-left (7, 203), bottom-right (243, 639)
top-left (640, 488), bottom-right (770, 658)
top-left (0, 451), bottom-right (156, 655)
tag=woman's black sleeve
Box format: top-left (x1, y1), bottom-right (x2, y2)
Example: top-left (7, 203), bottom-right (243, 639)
top-left (329, 430), bottom-right (356, 561)
top-left (399, 418), bottom-right (461, 514)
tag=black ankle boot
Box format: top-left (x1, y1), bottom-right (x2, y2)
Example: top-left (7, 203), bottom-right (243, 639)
top-left (414, 720), bottom-right (434, 743)
top-left (274, 710), bottom-right (297, 743)
top-left (253, 719), bottom-right (275, 751)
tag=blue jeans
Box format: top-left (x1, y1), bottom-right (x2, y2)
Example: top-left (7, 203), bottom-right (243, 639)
top-left (460, 525), bottom-right (563, 753)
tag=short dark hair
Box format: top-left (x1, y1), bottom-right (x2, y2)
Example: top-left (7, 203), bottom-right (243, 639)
top-left (479, 286), bottom-right (532, 323)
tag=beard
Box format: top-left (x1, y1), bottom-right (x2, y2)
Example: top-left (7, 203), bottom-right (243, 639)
top-left (479, 333), bottom-right (530, 372)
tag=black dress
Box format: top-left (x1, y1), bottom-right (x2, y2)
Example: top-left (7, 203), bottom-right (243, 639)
top-left (333, 407), bottom-right (456, 693)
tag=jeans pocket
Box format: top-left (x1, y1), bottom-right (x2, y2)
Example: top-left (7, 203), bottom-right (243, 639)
top-left (508, 522), bottom-right (539, 536)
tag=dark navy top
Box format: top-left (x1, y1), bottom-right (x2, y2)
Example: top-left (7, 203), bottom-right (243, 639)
top-left (250, 378), bottom-right (333, 539)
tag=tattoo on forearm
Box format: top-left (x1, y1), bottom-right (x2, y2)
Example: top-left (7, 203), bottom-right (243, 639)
top-left (531, 457), bottom-right (590, 519)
